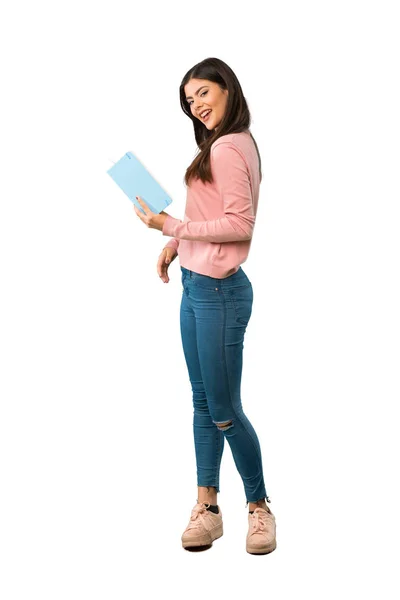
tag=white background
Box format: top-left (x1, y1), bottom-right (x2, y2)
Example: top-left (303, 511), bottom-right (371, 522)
top-left (1, 0), bottom-right (399, 598)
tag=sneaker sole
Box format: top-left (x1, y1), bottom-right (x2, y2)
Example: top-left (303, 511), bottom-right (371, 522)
top-left (182, 522), bottom-right (223, 548)
top-left (246, 538), bottom-right (277, 554)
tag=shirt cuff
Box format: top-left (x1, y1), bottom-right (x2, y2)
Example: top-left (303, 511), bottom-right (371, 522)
top-left (162, 214), bottom-right (181, 237)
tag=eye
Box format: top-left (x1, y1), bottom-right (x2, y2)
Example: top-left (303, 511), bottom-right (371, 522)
top-left (188, 90), bottom-right (208, 106)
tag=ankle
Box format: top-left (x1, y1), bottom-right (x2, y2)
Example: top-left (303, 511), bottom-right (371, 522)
top-left (198, 497), bottom-right (218, 505)
top-left (248, 499), bottom-right (268, 512)
top-left (197, 486), bottom-right (218, 506)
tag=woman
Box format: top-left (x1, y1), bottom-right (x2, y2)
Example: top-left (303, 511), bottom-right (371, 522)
top-left (134, 57), bottom-right (277, 555)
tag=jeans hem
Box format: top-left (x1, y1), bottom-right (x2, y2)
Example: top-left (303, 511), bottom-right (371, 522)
top-left (245, 494), bottom-right (271, 505)
top-left (198, 483), bottom-right (220, 494)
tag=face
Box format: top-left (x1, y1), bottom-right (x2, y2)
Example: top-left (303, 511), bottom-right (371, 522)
top-left (184, 78), bottom-right (229, 132)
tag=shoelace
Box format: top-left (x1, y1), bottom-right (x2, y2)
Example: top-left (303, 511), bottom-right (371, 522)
top-left (250, 507), bottom-right (272, 532)
top-left (185, 502), bottom-right (212, 531)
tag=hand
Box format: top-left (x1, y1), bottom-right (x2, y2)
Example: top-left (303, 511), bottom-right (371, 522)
top-left (157, 247), bottom-right (177, 283)
top-left (133, 196), bottom-right (169, 232)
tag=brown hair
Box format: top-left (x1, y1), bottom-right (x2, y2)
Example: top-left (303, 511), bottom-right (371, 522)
top-left (179, 57), bottom-right (263, 186)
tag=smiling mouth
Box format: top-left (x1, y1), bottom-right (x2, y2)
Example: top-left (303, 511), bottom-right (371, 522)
top-left (201, 109), bottom-right (212, 121)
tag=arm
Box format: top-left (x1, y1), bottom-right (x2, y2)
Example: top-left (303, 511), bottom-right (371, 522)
top-left (162, 143), bottom-right (255, 243)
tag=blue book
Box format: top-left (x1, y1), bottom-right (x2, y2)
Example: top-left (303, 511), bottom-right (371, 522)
top-left (107, 151), bottom-right (173, 214)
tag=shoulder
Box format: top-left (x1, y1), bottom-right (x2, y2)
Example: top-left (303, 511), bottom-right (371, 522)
top-left (211, 130), bottom-right (253, 158)
top-left (212, 131), bottom-right (260, 179)
top-left (211, 130), bottom-right (251, 152)
top-left (211, 131), bottom-right (253, 168)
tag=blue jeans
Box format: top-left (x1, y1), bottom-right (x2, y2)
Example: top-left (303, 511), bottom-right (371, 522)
top-left (180, 266), bottom-right (270, 505)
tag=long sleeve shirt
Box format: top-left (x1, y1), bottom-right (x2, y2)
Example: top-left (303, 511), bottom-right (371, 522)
top-left (162, 129), bottom-right (261, 278)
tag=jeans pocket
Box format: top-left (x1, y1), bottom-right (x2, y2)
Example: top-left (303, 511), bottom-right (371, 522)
top-left (229, 284), bottom-right (253, 326)
top-left (191, 273), bottom-right (219, 292)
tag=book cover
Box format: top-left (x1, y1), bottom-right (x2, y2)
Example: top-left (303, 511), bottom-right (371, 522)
top-left (107, 151), bottom-right (173, 214)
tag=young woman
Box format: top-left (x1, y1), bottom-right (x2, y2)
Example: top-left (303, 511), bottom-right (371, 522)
top-left (134, 57), bottom-right (277, 555)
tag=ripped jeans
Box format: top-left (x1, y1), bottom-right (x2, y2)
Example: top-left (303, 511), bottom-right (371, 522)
top-left (180, 266), bottom-right (270, 505)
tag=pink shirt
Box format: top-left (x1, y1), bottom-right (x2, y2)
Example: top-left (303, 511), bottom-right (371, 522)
top-left (162, 130), bottom-right (261, 278)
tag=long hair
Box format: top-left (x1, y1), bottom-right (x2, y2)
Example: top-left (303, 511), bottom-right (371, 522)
top-left (179, 57), bottom-right (263, 186)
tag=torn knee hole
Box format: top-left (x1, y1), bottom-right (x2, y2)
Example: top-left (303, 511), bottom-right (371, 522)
top-left (215, 420), bottom-right (234, 431)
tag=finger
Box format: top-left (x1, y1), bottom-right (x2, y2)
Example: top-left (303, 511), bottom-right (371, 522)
top-left (158, 264), bottom-right (168, 282)
top-left (159, 257), bottom-right (168, 275)
top-left (157, 256), bottom-right (169, 281)
top-left (135, 196), bottom-right (150, 212)
top-left (157, 252), bottom-right (166, 270)
top-left (157, 256), bottom-right (164, 277)
top-left (161, 266), bottom-right (169, 282)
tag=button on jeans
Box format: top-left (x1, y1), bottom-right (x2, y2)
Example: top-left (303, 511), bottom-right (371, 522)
top-left (180, 266), bottom-right (268, 504)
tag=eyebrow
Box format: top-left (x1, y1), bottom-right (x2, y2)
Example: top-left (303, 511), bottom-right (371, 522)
top-left (185, 85), bottom-right (208, 101)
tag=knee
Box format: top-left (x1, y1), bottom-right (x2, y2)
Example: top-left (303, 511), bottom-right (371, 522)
top-left (214, 419), bottom-right (234, 431)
